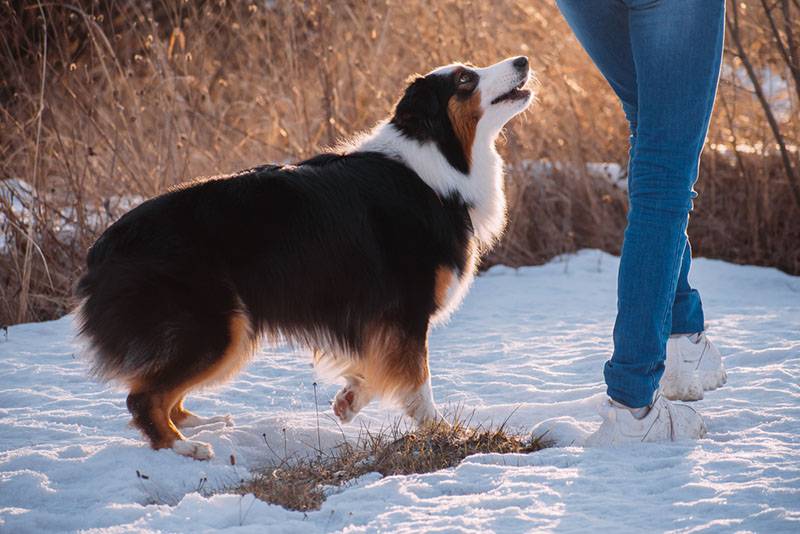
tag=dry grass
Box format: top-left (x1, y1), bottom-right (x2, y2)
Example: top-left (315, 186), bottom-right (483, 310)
top-left (1, 0), bottom-right (798, 326)
top-left (692, 153), bottom-right (800, 274)
top-left (235, 415), bottom-right (544, 512)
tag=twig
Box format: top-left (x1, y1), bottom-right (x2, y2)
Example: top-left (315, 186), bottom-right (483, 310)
top-left (313, 382), bottom-right (322, 454)
top-left (17, 3), bottom-right (48, 323)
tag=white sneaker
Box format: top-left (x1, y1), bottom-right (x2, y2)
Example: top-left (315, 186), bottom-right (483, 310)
top-left (585, 393), bottom-right (707, 447)
top-left (661, 332), bottom-right (727, 401)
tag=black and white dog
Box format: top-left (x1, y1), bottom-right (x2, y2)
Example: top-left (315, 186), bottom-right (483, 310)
top-left (76, 57), bottom-right (533, 459)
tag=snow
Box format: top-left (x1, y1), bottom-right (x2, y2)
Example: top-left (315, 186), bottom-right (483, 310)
top-left (517, 160), bottom-right (628, 190)
top-left (585, 162), bottom-right (627, 190)
top-left (0, 179), bottom-right (144, 253)
top-left (1, 250), bottom-right (799, 533)
top-left (721, 64), bottom-right (793, 124)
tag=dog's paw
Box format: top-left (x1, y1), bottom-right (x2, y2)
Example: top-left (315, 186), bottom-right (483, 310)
top-left (172, 439), bottom-right (214, 460)
top-left (333, 381), bottom-right (375, 424)
top-left (333, 386), bottom-right (357, 423)
top-left (180, 414), bottom-right (234, 428)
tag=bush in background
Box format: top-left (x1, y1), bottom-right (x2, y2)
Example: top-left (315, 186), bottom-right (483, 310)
top-left (1, 0), bottom-right (798, 325)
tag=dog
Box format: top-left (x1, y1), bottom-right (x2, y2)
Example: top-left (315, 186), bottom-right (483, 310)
top-left (75, 57), bottom-right (533, 460)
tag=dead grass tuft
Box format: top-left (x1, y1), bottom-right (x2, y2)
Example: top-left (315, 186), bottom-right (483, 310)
top-left (235, 416), bottom-right (544, 512)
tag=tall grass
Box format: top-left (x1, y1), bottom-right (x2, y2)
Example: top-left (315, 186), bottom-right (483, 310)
top-left (1, 0), bottom-right (798, 326)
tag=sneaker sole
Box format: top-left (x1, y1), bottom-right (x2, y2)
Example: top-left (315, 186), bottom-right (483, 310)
top-left (662, 365), bottom-right (727, 401)
top-left (661, 370), bottom-right (704, 401)
top-left (700, 366), bottom-right (727, 391)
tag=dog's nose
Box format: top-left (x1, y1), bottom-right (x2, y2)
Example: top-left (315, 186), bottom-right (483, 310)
top-left (512, 56), bottom-right (529, 71)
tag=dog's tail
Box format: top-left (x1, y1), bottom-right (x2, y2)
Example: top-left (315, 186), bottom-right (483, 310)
top-left (74, 224), bottom-right (117, 299)
top-left (74, 229), bottom-right (132, 382)
top-left (76, 251), bottom-right (245, 387)
top-left (74, 240), bottom-right (178, 385)
top-left (73, 266), bottom-right (147, 384)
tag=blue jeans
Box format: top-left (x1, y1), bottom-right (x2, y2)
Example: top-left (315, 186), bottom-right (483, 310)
top-left (556, 0), bottom-right (725, 408)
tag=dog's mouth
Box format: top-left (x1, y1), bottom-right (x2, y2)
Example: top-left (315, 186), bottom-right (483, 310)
top-left (491, 78), bottom-right (531, 105)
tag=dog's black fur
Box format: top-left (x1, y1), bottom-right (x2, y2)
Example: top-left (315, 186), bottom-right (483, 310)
top-left (77, 152), bottom-right (473, 391)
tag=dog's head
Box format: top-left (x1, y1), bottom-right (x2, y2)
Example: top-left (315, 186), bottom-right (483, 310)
top-left (390, 57), bottom-right (533, 174)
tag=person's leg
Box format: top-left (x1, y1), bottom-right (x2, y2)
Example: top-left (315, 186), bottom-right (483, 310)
top-left (662, 238), bottom-right (727, 402)
top-left (555, 1), bottom-right (638, 128)
top-left (605, 0), bottom-right (725, 408)
top-left (556, 0), bottom-right (724, 409)
top-left (670, 240), bottom-right (705, 335)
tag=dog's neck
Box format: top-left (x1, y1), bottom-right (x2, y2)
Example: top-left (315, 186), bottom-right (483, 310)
top-left (354, 121), bottom-right (506, 247)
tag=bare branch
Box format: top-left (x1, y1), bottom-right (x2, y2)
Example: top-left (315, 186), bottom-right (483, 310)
top-left (727, 1), bottom-right (800, 208)
top-left (782, 0), bottom-right (800, 88)
top-left (760, 0), bottom-right (800, 101)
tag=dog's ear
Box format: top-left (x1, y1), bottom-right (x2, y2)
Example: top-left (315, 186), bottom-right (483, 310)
top-left (393, 76), bottom-right (440, 129)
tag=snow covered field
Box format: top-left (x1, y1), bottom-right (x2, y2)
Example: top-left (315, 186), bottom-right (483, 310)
top-left (1, 250), bottom-right (798, 533)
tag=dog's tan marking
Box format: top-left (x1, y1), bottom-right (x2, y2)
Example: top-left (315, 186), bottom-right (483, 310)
top-left (346, 324), bottom-right (438, 424)
top-left (447, 90), bottom-right (482, 168)
top-left (434, 266), bottom-right (455, 309)
top-left (162, 311), bottom-right (254, 411)
top-left (197, 312), bottom-right (255, 387)
top-left (170, 397), bottom-right (193, 426)
top-left (332, 324), bottom-right (429, 406)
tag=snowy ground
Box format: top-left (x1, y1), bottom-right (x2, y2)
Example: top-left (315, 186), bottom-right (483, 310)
top-left (1, 250), bottom-right (798, 533)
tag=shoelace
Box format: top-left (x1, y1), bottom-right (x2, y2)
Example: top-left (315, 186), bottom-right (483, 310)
top-left (660, 395), bottom-right (677, 441)
top-left (641, 394), bottom-right (676, 442)
top-left (694, 337), bottom-right (710, 371)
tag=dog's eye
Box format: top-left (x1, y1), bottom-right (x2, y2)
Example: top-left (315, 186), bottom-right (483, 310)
top-left (456, 71), bottom-right (477, 92)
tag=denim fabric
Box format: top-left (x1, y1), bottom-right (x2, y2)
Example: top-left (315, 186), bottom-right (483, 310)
top-left (555, 0), bottom-right (725, 407)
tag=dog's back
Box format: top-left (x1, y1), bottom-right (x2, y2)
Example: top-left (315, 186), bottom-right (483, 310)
top-left (75, 152), bottom-right (473, 453)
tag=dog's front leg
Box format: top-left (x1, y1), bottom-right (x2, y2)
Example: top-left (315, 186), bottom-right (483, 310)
top-left (332, 376), bottom-right (373, 423)
top-left (402, 376), bottom-right (444, 425)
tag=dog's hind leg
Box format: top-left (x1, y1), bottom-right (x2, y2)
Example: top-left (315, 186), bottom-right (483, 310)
top-left (316, 347), bottom-right (375, 423)
top-left (166, 311), bottom-right (254, 458)
top-left (127, 311), bottom-right (254, 459)
top-left (126, 389), bottom-right (213, 460)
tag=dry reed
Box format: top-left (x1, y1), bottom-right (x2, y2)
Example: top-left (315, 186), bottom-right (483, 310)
top-left (1, 0), bottom-right (798, 326)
